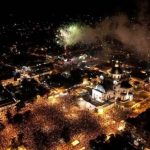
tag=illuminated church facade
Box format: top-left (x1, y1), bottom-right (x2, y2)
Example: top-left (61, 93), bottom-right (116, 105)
top-left (92, 60), bottom-right (133, 103)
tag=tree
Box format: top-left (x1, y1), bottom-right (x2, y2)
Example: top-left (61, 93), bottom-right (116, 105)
top-left (6, 110), bottom-right (12, 123)
top-left (16, 101), bottom-right (25, 112)
top-left (23, 110), bottom-right (31, 120)
top-left (11, 138), bottom-right (18, 149)
top-left (18, 133), bottom-right (24, 145)
top-left (33, 129), bottom-right (48, 150)
top-left (61, 126), bottom-right (70, 143)
top-left (0, 122), bottom-right (5, 131)
top-left (13, 113), bottom-right (23, 124)
top-left (89, 132), bottom-right (135, 150)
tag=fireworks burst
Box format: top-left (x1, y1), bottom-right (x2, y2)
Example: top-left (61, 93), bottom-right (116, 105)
top-left (56, 24), bottom-right (82, 48)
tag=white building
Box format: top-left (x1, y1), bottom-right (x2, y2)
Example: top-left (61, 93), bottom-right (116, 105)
top-left (77, 98), bottom-right (96, 111)
top-left (120, 92), bottom-right (133, 102)
top-left (92, 85), bottom-right (105, 103)
top-left (92, 79), bottom-right (114, 103)
top-left (115, 80), bottom-right (133, 102)
top-left (92, 78), bottom-right (133, 103)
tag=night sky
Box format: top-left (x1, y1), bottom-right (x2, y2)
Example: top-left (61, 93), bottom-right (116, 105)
top-left (0, 0), bottom-right (140, 22)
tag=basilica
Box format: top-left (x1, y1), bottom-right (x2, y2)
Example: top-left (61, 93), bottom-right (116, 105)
top-left (92, 60), bottom-right (133, 104)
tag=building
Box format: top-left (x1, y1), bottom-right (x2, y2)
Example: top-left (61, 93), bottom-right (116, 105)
top-left (110, 60), bottom-right (124, 80)
top-left (77, 97), bottom-right (96, 111)
top-left (120, 80), bottom-right (133, 101)
top-left (92, 79), bottom-right (114, 103)
top-left (77, 96), bottom-right (115, 112)
top-left (120, 80), bottom-right (132, 93)
top-left (90, 60), bottom-right (134, 108)
top-left (0, 84), bottom-right (16, 108)
top-left (61, 71), bottom-right (71, 78)
top-left (92, 76), bottom-right (133, 104)
top-left (120, 92), bottom-right (133, 102)
top-left (92, 85), bottom-right (105, 103)
top-left (112, 79), bottom-right (133, 102)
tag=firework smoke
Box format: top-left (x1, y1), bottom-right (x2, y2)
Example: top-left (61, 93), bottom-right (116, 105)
top-left (56, 1), bottom-right (150, 59)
